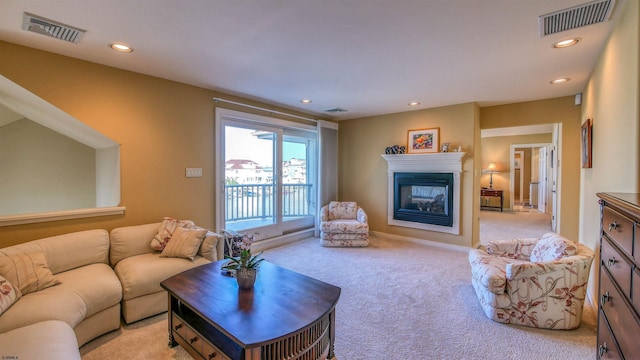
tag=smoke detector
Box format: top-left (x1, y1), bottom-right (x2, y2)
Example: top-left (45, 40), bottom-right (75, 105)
top-left (539, 0), bottom-right (615, 37)
top-left (22, 12), bottom-right (86, 44)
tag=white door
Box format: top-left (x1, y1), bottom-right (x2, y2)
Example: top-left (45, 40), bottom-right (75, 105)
top-left (538, 146), bottom-right (547, 214)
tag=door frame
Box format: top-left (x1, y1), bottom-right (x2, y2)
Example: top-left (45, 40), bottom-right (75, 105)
top-left (215, 108), bottom-right (317, 239)
top-left (509, 143), bottom-right (551, 211)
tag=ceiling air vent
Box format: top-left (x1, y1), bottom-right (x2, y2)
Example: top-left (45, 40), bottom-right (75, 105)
top-left (22, 12), bottom-right (86, 44)
top-left (325, 107), bottom-right (348, 113)
top-left (538, 0), bottom-right (615, 37)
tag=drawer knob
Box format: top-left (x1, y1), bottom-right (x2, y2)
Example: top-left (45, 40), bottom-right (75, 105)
top-left (608, 221), bottom-right (618, 231)
top-left (607, 257), bottom-right (617, 267)
top-left (208, 352), bottom-right (218, 359)
top-left (190, 336), bottom-right (198, 344)
top-left (600, 291), bottom-right (610, 307)
top-left (173, 323), bottom-right (183, 331)
top-left (598, 342), bottom-right (608, 357)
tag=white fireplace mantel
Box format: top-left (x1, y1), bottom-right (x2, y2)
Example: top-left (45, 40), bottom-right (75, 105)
top-left (381, 152), bottom-right (465, 234)
top-left (381, 152), bottom-right (465, 173)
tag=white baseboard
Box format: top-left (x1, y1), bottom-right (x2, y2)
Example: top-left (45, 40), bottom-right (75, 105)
top-left (370, 231), bottom-right (471, 253)
top-left (253, 229), bottom-right (472, 254)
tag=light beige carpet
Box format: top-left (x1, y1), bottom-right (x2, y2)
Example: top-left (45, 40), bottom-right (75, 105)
top-left (480, 209), bottom-right (552, 245)
top-left (80, 235), bottom-right (595, 360)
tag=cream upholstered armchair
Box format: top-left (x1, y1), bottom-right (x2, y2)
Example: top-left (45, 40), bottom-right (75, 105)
top-left (320, 201), bottom-right (369, 247)
top-left (468, 232), bottom-right (594, 330)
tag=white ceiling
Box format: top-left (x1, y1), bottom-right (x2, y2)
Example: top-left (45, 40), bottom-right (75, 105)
top-left (0, 0), bottom-right (624, 121)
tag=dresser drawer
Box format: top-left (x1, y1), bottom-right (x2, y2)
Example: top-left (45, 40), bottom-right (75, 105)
top-left (603, 207), bottom-right (634, 257)
top-left (601, 236), bottom-right (632, 298)
top-left (185, 326), bottom-right (203, 354)
top-left (597, 311), bottom-right (622, 360)
top-left (600, 269), bottom-right (640, 357)
top-left (634, 267), bottom-right (640, 310)
top-left (636, 224), bottom-right (639, 260)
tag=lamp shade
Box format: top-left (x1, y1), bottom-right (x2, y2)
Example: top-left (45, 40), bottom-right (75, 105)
top-left (483, 162), bottom-right (499, 173)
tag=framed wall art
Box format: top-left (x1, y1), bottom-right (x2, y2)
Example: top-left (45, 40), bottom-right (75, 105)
top-left (407, 128), bottom-right (440, 154)
top-left (581, 119), bottom-right (592, 168)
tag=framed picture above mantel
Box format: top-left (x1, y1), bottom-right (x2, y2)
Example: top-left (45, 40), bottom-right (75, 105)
top-left (407, 128), bottom-right (439, 154)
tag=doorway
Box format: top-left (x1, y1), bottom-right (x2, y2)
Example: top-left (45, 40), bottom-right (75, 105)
top-left (479, 123), bottom-right (560, 244)
top-left (509, 144), bottom-right (552, 217)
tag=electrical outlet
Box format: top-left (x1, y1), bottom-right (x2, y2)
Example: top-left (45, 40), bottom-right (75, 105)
top-left (185, 168), bottom-right (202, 178)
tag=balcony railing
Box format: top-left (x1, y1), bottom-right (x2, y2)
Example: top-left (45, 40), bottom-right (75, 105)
top-left (225, 183), bottom-right (312, 223)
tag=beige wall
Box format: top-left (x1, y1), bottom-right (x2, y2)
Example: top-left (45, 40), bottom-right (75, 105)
top-left (339, 103), bottom-right (479, 248)
top-left (0, 119), bottom-right (96, 215)
top-left (0, 41), bottom-right (319, 246)
top-left (480, 97), bottom-right (582, 241)
top-left (579, 0), bottom-right (639, 303)
top-left (481, 133), bottom-right (552, 209)
top-left (580, 0), bottom-right (639, 251)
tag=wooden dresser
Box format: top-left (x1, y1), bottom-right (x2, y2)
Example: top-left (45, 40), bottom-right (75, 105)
top-left (596, 193), bottom-right (640, 359)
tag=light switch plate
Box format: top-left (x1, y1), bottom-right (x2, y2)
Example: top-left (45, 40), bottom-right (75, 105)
top-left (185, 168), bottom-right (202, 178)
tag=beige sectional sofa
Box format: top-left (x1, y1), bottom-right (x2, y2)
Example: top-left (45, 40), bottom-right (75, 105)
top-left (0, 221), bottom-right (223, 359)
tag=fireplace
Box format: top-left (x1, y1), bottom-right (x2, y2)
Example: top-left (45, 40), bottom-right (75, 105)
top-left (382, 152), bottom-right (464, 234)
top-left (394, 172), bottom-right (453, 227)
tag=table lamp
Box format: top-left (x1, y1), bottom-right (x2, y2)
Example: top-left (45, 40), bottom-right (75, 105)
top-left (483, 162), bottom-right (499, 189)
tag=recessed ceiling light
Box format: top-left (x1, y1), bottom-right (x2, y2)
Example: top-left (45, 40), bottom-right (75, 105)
top-left (408, 101), bottom-right (421, 106)
top-left (109, 42), bottom-right (133, 53)
top-left (553, 38), bottom-right (580, 48)
top-left (550, 77), bottom-right (570, 84)
top-left (300, 99), bottom-right (312, 104)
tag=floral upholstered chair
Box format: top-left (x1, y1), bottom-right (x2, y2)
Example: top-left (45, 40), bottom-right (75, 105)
top-left (320, 201), bottom-right (369, 247)
top-left (468, 232), bottom-right (594, 330)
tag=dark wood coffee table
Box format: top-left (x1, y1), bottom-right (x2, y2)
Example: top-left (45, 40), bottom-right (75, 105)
top-left (160, 260), bottom-right (341, 360)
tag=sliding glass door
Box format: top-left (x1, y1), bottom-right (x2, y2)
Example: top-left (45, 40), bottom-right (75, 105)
top-left (217, 110), bottom-right (316, 241)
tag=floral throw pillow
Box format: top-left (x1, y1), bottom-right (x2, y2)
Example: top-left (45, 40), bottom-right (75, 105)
top-left (530, 233), bottom-right (577, 262)
top-left (328, 201), bottom-right (358, 220)
top-left (0, 275), bottom-right (21, 315)
top-left (150, 217), bottom-right (195, 251)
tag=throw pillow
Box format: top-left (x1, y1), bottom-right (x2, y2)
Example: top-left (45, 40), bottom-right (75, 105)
top-left (160, 227), bottom-right (208, 261)
top-left (0, 252), bottom-right (61, 295)
top-left (0, 275), bottom-right (21, 315)
top-left (150, 217), bottom-right (196, 251)
top-left (328, 201), bottom-right (358, 220)
top-left (530, 233), bottom-right (577, 262)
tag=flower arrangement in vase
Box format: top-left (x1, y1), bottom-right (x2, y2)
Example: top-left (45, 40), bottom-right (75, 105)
top-left (222, 232), bottom-right (264, 289)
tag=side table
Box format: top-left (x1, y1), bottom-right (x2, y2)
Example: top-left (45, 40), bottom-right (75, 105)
top-left (480, 189), bottom-right (503, 212)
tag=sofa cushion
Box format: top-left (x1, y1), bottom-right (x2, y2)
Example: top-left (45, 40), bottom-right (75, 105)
top-left (54, 263), bottom-right (122, 318)
top-left (160, 227), bottom-right (208, 261)
top-left (0, 279), bottom-right (86, 334)
top-left (0, 320), bottom-right (81, 360)
top-left (0, 251), bottom-right (60, 295)
top-left (150, 217), bottom-right (196, 251)
top-left (530, 233), bottom-right (577, 262)
top-left (328, 201), bottom-right (358, 220)
top-left (33, 229), bottom-right (110, 274)
top-left (320, 219), bottom-right (369, 234)
top-left (110, 223), bottom-right (159, 266)
top-left (115, 253), bottom-right (210, 300)
top-left (198, 230), bottom-right (221, 261)
top-left (0, 275), bottom-right (21, 315)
